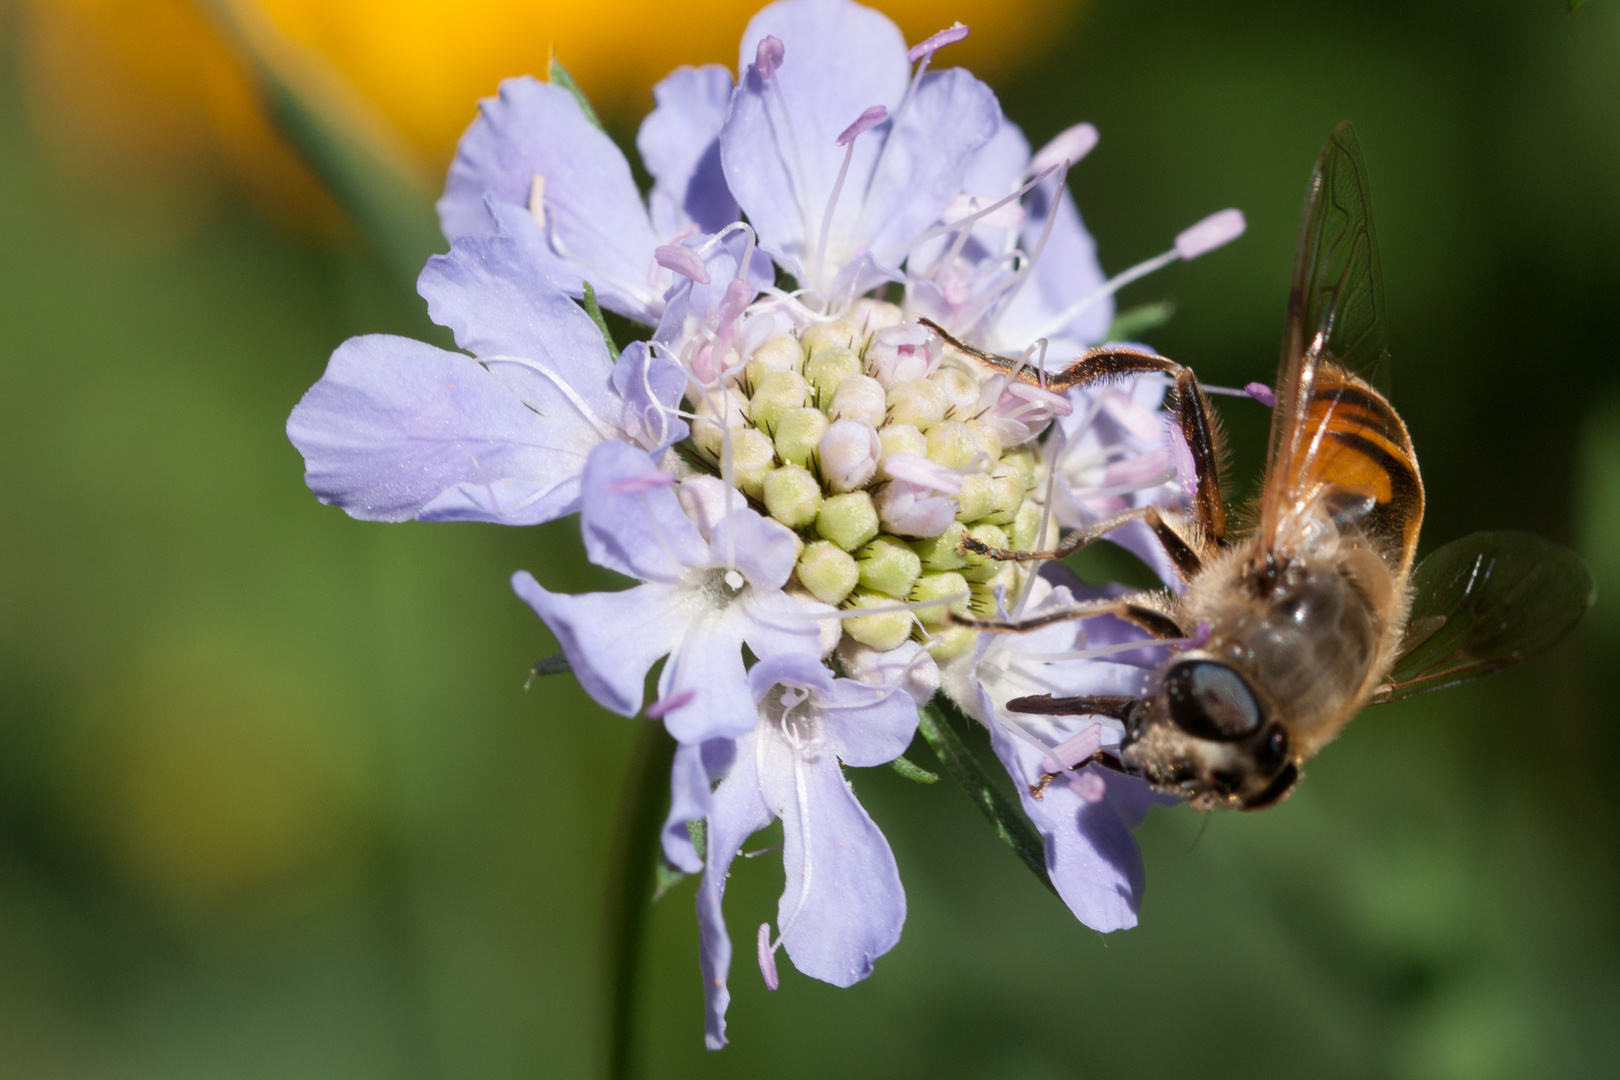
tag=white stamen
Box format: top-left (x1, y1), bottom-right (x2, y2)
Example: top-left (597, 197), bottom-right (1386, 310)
top-left (1030, 122), bottom-right (1099, 175)
top-left (724, 569), bottom-right (746, 591)
top-left (479, 355), bottom-right (618, 440)
top-left (1174, 208), bottom-right (1246, 260)
top-left (528, 174), bottom-right (547, 229)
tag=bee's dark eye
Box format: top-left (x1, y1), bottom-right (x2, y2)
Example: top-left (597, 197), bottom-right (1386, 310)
top-left (1163, 661), bottom-right (1265, 741)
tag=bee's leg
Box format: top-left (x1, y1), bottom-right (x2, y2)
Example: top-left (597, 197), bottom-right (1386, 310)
top-left (962, 504), bottom-right (1208, 582)
top-left (1005, 693), bottom-right (1137, 721)
top-left (1043, 348), bottom-right (1231, 546)
top-left (945, 592), bottom-right (1185, 640)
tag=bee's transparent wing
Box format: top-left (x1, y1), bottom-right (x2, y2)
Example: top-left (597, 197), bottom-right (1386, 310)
top-left (1373, 531), bottom-right (1594, 703)
top-left (1259, 123), bottom-right (1394, 549)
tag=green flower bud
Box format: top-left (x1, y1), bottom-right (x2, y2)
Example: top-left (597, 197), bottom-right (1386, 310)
top-left (731, 427), bottom-right (776, 500)
top-left (804, 346), bottom-right (861, 409)
top-left (925, 625), bottom-right (978, 662)
top-left (749, 370), bottom-right (809, 437)
top-left (800, 320), bottom-right (859, 357)
top-left (965, 420), bottom-right (1002, 465)
top-left (910, 520), bottom-right (969, 571)
top-left (744, 332), bottom-right (805, 390)
top-left (843, 590), bottom-right (914, 651)
top-left (953, 473), bottom-right (996, 522)
top-left (925, 420), bottom-right (979, 470)
top-left (878, 423), bottom-right (927, 461)
top-left (961, 522), bottom-right (1009, 582)
top-left (797, 540), bottom-right (859, 605)
top-left (774, 406), bottom-right (830, 467)
top-left (690, 391), bottom-right (748, 459)
top-left (885, 378), bottom-right (947, 431)
top-left (909, 571), bottom-right (970, 626)
top-left (815, 491), bottom-right (880, 551)
top-left (1000, 447), bottom-right (1037, 490)
top-left (846, 298), bottom-right (904, 335)
top-left (762, 464), bottom-right (823, 528)
top-left (855, 535), bottom-right (922, 598)
top-left (931, 365), bottom-right (980, 417)
top-left (970, 564), bottom-right (1018, 614)
top-left (1010, 498), bottom-right (1044, 551)
top-left (980, 465), bottom-right (1025, 525)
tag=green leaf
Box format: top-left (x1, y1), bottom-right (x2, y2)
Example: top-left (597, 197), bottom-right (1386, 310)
top-left (196, 0), bottom-right (443, 286)
top-left (1568, 0), bottom-right (1587, 12)
top-left (549, 56), bottom-right (605, 131)
top-left (583, 282), bottom-right (619, 356)
top-left (889, 755), bottom-right (939, 783)
top-left (1106, 300), bottom-right (1176, 341)
top-left (916, 700), bottom-right (1056, 895)
top-left (651, 857), bottom-right (687, 902)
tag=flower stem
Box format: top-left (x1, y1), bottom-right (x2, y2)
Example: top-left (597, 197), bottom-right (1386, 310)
top-left (917, 700), bottom-right (1057, 896)
top-left (604, 719), bottom-right (677, 1080)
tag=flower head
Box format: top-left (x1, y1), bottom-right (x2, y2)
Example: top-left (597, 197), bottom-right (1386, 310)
top-left (287, 0), bottom-right (1246, 1051)
top-left (678, 651), bottom-right (918, 1048)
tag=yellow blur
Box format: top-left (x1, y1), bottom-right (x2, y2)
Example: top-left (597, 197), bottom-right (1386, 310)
top-left (18, 0), bottom-right (1069, 225)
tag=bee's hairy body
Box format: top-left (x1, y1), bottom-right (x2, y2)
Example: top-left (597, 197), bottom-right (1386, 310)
top-left (1120, 362), bottom-right (1425, 811)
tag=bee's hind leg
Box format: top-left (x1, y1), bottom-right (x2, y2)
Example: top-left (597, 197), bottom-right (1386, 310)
top-left (944, 592), bottom-right (1186, 640)
top-left (961, 505), bottom-right (1209, 583)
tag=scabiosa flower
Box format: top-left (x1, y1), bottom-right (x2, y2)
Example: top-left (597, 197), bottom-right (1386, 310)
top-left (939, 571), bottom-right (1174, 930)
top-left (287, 234), bottom-right (688, 524)
top-left (286, 0), bottom-right (1250, 1049)
top-left (676, 652), bottom-right (920, 1048)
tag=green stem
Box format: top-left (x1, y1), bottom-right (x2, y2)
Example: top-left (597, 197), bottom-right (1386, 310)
top-left (917, 700), bottom-right (1057, 896)
top-left (603, 720), bottom-right (677, 1080)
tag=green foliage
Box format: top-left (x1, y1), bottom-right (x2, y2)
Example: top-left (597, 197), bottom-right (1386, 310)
top-left (917, 701), bottom-right (1055, 895)
top-left (549, 56), bottom-right (605, 131)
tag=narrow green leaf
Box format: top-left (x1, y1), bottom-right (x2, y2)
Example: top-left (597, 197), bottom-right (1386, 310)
top-left (549, 56), bottom-right (605, 131)
top-left (889, 755), bottom-right (939, 783)
top-left (916, 701), bottom-right (1056, 895)
top-left (651, 857), bottom-right (687, 902)
top-left (1568, 0), bottom-right (1587, 12)
top-left (583, 282), bottom-right (619, 356)
top-left (1106, 299), bottom-right (1176, 341)
top-left (196, 0), bottom-right (442, 285)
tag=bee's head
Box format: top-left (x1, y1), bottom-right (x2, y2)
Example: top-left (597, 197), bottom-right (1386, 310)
top-left (1121, 657), bottom-right (1299, 811)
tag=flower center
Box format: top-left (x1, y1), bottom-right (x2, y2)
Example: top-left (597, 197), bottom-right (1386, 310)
top-left (681, 302), bottom-right (1066, 661)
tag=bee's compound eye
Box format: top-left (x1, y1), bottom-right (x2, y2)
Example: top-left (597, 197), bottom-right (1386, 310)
top-left (1163, 661), bottom-right (1265, 741)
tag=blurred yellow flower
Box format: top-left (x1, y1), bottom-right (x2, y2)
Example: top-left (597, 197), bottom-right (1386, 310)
top-left (18, 0), bottom-right (1073, 225)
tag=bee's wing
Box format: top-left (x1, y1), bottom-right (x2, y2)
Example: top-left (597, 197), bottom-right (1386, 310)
top-left (1258, 123), bottom-right (1397, 552)
top-left (1371, 532), bottom-right (1594, 703)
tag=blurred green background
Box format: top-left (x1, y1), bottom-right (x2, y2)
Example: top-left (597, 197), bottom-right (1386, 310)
top-left (2, 0), bottom-right (1618, 1077)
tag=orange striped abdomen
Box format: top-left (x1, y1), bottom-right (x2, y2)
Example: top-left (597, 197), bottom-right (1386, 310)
top-left (1285, 366), bottom-right (1424, 573)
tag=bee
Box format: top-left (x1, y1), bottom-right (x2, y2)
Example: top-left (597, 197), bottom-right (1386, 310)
top-left (931, 122), bottom-right (1594, 810)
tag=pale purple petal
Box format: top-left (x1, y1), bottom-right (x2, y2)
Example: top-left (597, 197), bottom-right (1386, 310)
top-left (663, 739), bottom-right (715, 873)
top-left (638, 65), bottom-right (740, 237)
top-left (748, 651), bottom-right (837, 699)
top-left (418, 234), bottom-right (612, 368)
top-left (288, 334), bottom-right (587, 525)
top-left (819, 677), bottom-right (918, 767)
top-left (771, 737), bottom-right (905, 987)
top-left (860, 68), bottom-right (1001, 269)
top-left (657, 613), bottom-right (759, 743)
top-left (439, 77), bottom-right (663, 321)
top-left (708, 508), bottom-right (799, 590)
top-left (697, 731), bottom-right (773, 1050)
top-left (612, 341), bottom-right (691, 452)
top-left (738, 588), bottom-right (828, 663)
top-left (993, 175), bottom-right (1111, 353)
top-left (511, 573), bottom-right (687, 717)
top-left (579, 441), bottom-right (709, 582)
